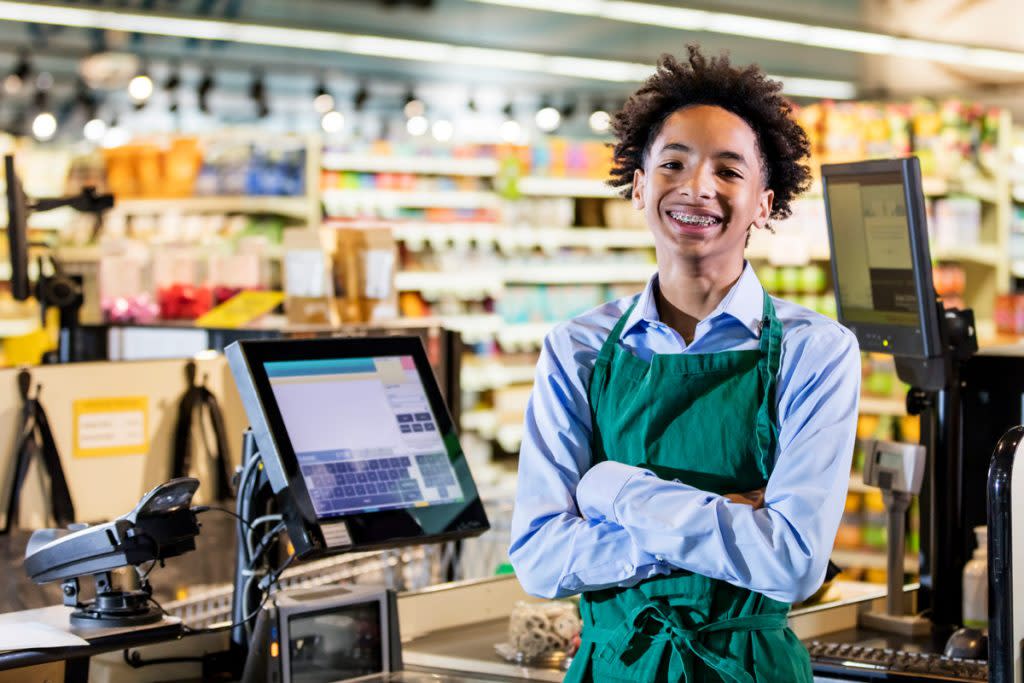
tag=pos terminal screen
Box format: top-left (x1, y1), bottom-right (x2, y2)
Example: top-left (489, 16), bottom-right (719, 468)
top-left (826, 173), bottom-right (919, 328)
top-left (266, 356), bottom-right (464, 518)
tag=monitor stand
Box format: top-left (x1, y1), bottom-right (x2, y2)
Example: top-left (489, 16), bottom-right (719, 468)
top-left (893, 305), bottom-right (977, 633)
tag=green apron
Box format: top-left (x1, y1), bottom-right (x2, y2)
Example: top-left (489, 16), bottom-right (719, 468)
top-left (564, 292), bottom-right (812, 683)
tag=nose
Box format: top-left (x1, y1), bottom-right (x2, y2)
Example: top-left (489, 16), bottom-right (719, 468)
top-left (678, 161), bottom-right (714, 200)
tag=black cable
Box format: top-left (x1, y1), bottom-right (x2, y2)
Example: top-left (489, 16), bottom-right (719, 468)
top-left (247, 520), bottom-right (286, 568)
top-left (192, 504), bottom-right (255, 534)
top-left (185, 552), bottom-right (296, 636)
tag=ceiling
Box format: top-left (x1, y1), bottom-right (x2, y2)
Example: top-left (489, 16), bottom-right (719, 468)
top-left (1, 0), bottom-right (1023, 132)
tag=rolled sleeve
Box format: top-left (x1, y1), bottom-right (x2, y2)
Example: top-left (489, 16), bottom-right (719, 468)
top-left (576, 461), bottom-right (654, 523)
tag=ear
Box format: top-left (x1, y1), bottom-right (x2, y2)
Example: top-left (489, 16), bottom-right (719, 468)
top-left (753, 187), bottom-right (774, 229)
top-left (632, 168), bottom-right (646, 210)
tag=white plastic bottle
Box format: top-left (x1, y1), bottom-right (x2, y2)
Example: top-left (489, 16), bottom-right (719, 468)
top-left (962, 526), bottom-right (988, 630)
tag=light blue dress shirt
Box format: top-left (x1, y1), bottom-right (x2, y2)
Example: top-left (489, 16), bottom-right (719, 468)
top-left (509, 262), bottom-right (861, 604)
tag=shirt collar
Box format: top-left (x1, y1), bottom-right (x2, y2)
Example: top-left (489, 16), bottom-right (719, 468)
top-left (622, 261), bottom-right (766, 339)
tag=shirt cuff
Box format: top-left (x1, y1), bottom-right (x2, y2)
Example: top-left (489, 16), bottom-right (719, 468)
top-left (576, 461), bottom-right (652, 523)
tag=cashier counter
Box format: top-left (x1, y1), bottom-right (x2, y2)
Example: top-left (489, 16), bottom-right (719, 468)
top-left (0, 571), bottom-right (914, 683)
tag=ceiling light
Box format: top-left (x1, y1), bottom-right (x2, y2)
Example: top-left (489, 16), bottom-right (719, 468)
top-left (314, 77), bottom-right (334, 114)
top-left (589, 109), bottom-right (611, 133)
top-left (499, 119), bottom-right (521, 143)
top-left (83, 117), bottom-right (107, 142)
top-left (0, 1), bottom-right (856, 98)
top-left (535, 106), bottom-right (560, 132)
top-left (467, 0), bottom-right (1024, 76)
top-left (32, 111), bottom-right (57, 141)
top-left (321, 110), bottom-right (345, 133)
top-left (406, 115), bottom-right (428, 136)
top-left (431, 119), bottom-right (454, 141)
top-left (128, 73), bottom-right (153, 101)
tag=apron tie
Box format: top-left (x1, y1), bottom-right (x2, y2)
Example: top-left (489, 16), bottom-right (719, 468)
top-left (590, 595), bottom-right (787, 683)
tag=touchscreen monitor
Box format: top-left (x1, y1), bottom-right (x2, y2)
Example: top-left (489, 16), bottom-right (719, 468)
top-left (227, 336), bottom-right (489, 559)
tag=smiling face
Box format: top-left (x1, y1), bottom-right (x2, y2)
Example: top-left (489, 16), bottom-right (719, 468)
top-left (633, 105), bottom-right (774, 273)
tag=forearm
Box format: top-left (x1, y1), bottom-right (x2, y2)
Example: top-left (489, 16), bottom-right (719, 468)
top-left (594, 466), bottom-right (840, 602)
top-left (509, 506), bottom-right (667, 598)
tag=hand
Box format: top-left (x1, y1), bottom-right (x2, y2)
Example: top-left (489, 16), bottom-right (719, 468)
top-left (724, 488), bottom-right (765, 509)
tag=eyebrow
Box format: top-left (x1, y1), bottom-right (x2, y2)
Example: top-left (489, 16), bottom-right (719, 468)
top-left (659, 143), bottom-right (749, 166)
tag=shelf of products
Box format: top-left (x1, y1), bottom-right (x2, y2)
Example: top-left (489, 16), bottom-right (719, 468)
top-left (111, 196), bottom-right (314, 220)
top-left (322, 189), bottom-right (501, 210)
top-left (516, 176), bottom-right (620, 198)
top-left (321, 153), bottom-right (500, 176)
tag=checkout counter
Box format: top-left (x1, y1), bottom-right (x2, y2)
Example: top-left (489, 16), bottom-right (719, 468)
top-left (2, 155), bottom-right (1024, 683)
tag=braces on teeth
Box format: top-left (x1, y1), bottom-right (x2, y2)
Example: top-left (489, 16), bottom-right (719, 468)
top-left (671, 213), bottom-right (718, 226)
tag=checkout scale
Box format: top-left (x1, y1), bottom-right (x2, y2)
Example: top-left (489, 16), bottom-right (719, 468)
top-left (3, 156), bottom-right (1024, 683)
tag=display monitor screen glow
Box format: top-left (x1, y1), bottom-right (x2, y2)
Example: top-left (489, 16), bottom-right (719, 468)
top-left (826, 173), bottom-right (919, 328)
top-left (266, 355), bottom-right (464, 519)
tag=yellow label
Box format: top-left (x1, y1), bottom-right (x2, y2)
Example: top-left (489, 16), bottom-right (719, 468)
top-left (73, 396), bottom-right (149, 458)
top-left (195, 291), bottom-right (285, 329)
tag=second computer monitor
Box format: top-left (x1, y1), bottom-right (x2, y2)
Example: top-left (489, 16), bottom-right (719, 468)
top-left (821, 157), bottom-right (943, 359)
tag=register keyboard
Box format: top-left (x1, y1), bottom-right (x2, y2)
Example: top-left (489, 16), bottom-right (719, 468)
top-left (807, 641), bottom-right (988, 681)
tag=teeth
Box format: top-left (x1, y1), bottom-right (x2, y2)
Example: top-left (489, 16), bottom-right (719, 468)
top-left (669, 211), bottom-right (718, 226)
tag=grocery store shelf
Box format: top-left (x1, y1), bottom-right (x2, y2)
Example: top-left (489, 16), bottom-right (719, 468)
top-left (462, 361), bottom-right (537, 392)
top-left (847, 476), bottom-right (872, 494)
top-left (394, 271), bottom-right (504, 297)
top-left (503, 262), bottom-right (654, 284)
top-left (806, 176), bottom-right (998, 203)
top-left (932, 243), bottom-right (1003, 266)
top-left (395, 263), bottom-right (653, 294)
top-left (517, 177), bottom-right (621, 198)
top-left (322, 153), bottom-right (499, 176)
top-left (922, 176), bottom-right (999, 203)
top-left (497, 322), bottom-right (556, 350)
top-left (112, 196), bottom-right (312, 219)
top-left (0, 317), bottom-right (39, 337)
top-left (322, 189), bottom-right (499, 210)
top-left (460, 409), bottom-right (499, 440)
top-left (859, 396), bottom-right (907, 415)
top-left (831, 549), bottom-right (918, 573)
top-left (496, 424), bottom-right (525, 454)
top-left (437, 314), bottom-right (504, 344)
top-left (391, 224), bottom-right (653, 252)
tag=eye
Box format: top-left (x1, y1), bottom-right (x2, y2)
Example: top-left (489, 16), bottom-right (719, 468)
top-left (660, 160), bottom-right (682, 170)
top-left (719, 168), bottom-right (743, 179)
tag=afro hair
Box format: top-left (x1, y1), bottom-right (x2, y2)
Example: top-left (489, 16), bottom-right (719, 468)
top-left (609, 45), bottom-right (812, 224)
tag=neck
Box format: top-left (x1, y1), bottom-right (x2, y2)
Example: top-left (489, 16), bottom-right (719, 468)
top-left (655, 254), bottom-right (745, 342)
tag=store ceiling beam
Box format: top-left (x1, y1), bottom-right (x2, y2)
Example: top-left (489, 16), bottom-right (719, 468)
top-left (466, 0), bottom-right (1024, 74)
top-left (0, 0), bottom-right (856, 98)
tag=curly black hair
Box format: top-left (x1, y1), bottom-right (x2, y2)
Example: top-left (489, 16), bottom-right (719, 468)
top-left (610, 45), bottom-right (812, 224)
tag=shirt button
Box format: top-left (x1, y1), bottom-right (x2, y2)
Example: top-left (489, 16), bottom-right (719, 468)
top-left (622, 562), bottom-right (634, 573)
top-left (655, 555), bottom-right (665, 562)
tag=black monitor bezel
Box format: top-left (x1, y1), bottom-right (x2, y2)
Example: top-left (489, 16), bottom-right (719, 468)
top-left (821, 157), bottom-right (944, 359)
top-left (229, 335), bottom-right (489, 557)
top-left (4, 155), bottom-right (30, 301)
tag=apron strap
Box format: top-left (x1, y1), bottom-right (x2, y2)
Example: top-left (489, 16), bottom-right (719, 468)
top-left (585, 591), bottom-right (786, 683)
top-left (754, 291), bottom-right (783, 479)
top-left (589, 299), bottom-right (638, 420)
top-left (595, 300), bottom-right (638, 371)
